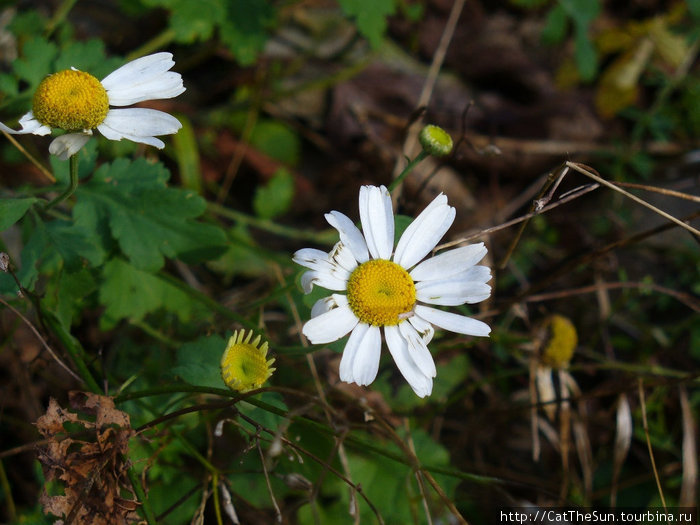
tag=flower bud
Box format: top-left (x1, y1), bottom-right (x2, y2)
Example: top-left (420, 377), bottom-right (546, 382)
top-left (419, 124), bottom-right (453, 157)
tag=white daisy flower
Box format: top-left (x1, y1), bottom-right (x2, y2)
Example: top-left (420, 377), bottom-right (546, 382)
top-left (294, 185), bottom-right (492, 398)
top-left (0, 52), bottom-right (185, 159)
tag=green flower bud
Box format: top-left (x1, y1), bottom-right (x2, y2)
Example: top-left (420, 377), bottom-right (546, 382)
top-left (419, 125), bottom-right (453, 157)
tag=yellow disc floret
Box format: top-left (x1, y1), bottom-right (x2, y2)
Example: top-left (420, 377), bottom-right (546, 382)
top-left (221, 330), bottom-right (276, 393)
top-left (347, 259), bottom-right (416, 326)
top-left (32, 69), bottom-right (109, 131)
top-left (540, 314), bottom-right (578, 368)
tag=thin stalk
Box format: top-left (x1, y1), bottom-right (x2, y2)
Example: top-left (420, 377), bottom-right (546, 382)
top-left (208, 202), bottom-right (337, 244)
top-left (44, 153), bottom-right (79, 211)
top-left (388, 150), bottom-right (429, 192)
top-left (127, 464), bottom-right (157, 525)
top-left (0, 460), bottom-right (16, 521)
top-left (41, 307), bottom-right (101, 394)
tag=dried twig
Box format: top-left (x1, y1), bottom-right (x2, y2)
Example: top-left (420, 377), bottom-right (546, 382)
top-left (637, 379), bottom-right (667, 510)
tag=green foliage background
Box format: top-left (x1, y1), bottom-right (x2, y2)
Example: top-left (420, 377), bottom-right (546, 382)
top-left (0, 0), bottom-right (698, 523)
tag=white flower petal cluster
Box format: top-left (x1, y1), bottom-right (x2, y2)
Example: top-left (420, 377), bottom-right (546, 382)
top-left (294, 185), bottom-right (492, 398)
top-left (0, 52), bottom-right (185, 159)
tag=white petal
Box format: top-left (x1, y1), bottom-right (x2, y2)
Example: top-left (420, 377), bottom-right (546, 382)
top-left (415, 305), bottom-right (491, 337)
top-left (410, 243), bottom-right (487, 281)
top-left (0, 112), bottom-right (51, 136)
top-left (300, 270), bottom-right (347, 293)
top-left (398, 322), bottom-right (436, 377)
top-left (385, 325), bottom-right (433, 397)
top-left (101, 52), bottom-right (185, 105)
top-left (359, 185), bottom-right (394, 260)
top-left (310, 296), bottom-right (336, 318)
top-left (394, 194), bottom-right (455, 270)
top-left (329, 241), bottom-right (357, 273)
top-left (48, 133), bottom-right (92, 159)
top-left (302, 303), bottom-right (358, 344)
top-left (293, 248), bottom-right (330, 270)
top-left (346, 324), bottom-right (382, 386)
top-left (408, 315), bottom-right (434, 344)
top-left (294, 247), bottom-right (351, 291)
top-left (338, 323), bottom-right (369, 382)
top-left (325, 211), bottom-right (369, 263)
top-left (98, 108), bottom-right (182, 147)
top-left (416, 280), bottom-right (491, 306)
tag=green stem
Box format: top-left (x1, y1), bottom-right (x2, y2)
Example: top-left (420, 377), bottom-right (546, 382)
top-left (127, 464), bottom-right (157, 525)
top-left (388, 150), bottom-right (429, 192)
top-left (42, 308), bottom-right (102, 394)
top-left (126, 29), bottom-right (177, 61)
top-left (44, 153), bottom-right (79, 211)
top-left (0, 460), bottom-right (16, 522)
top-left (44, 0), bottom-right (79, 37)
top-left (207, 202), bottom-right (337, 244)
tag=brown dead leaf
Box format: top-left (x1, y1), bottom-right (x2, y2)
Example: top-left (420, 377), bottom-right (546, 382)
top-left (35, 393), bottom-right (140, 524)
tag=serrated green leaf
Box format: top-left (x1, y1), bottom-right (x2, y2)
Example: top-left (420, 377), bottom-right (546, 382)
top-left (13, 37), bottom-right (58, 89)
top-left (98, 259), bottom-right (196, 329)
top-left (338, 0), bottom-right (396, 49)
top-left (253, 168), bottom-right (294, 220)
top-left (166, 0), bottom-right (226, 42)
top-left (43, 268), bottom-right (97, 329)
top-left (172, 333), bottom-right (227, 388)
top-left (44, 220), bottom-right (105, 271)
top-left (0, 197), bottom-right (37, 231)
top-left (12, 217), bottom-right (103, 291)
top-left (74, 158), bottom-right (226, 271)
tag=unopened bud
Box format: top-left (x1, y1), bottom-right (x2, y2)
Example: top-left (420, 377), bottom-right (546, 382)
top-left (419, 125), bottom-right (453, 157)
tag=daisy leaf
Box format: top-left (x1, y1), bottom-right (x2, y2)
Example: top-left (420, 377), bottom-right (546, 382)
top-left (98, 259), bottom-right (198, 330)
top-left (74, 158), bottom-right (227, 272)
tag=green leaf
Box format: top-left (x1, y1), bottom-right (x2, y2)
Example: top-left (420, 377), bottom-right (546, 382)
top-left (689, 0), bottom-right (700, 18)
top-left (44, 220), bottom-right (105, 271)
top-left (172, 333), bottom-right (227, 388)
top-left (166, 0), bottom-right (226, 42)
top-left (338, 0), bottom-right (396, 49)
top-left (12, 217), bottom-right (104, 292)
top-left (219, 0), bottom-right (276, 66)
top-left (43, 269), bottom-right (97, 329)
top-left (55, 39), bottom-right (123, 80)
top-left (172, 114), bottom-right (202, 194)
top-left (541, 4), bottom-right (568, 45)
top-left (253, 168), bottom-right (294, 220)
top-left (13, 37), bottom-right (58, 89)
top-left (74, 158), bottom-right (227, 271)
top-left (250, 120), bottom-right (300, 166)
top-left (573, 24), bottom-right (598, 82)
top-left (98, 259), bottom-right (197, 329)
top-left (207, 223), bottom-right (270, 281)
top-left (0, 198), bottom-right (37, 231)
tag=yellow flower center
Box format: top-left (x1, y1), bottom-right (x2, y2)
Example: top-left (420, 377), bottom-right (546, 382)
top-left (541, 314), bottom-right (578, 368)
top-left (221, 330), bottom-right (275, 393)
top-left (32, 69), bottom-right (109, 131)
top-left (347, 259), bottom-right (416, 326)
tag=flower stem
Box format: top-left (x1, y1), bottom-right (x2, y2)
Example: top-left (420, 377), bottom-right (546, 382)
top-left (388, 150), bottom-right (429, 192)
top-left (44, 153), bottom-right (79, 211)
